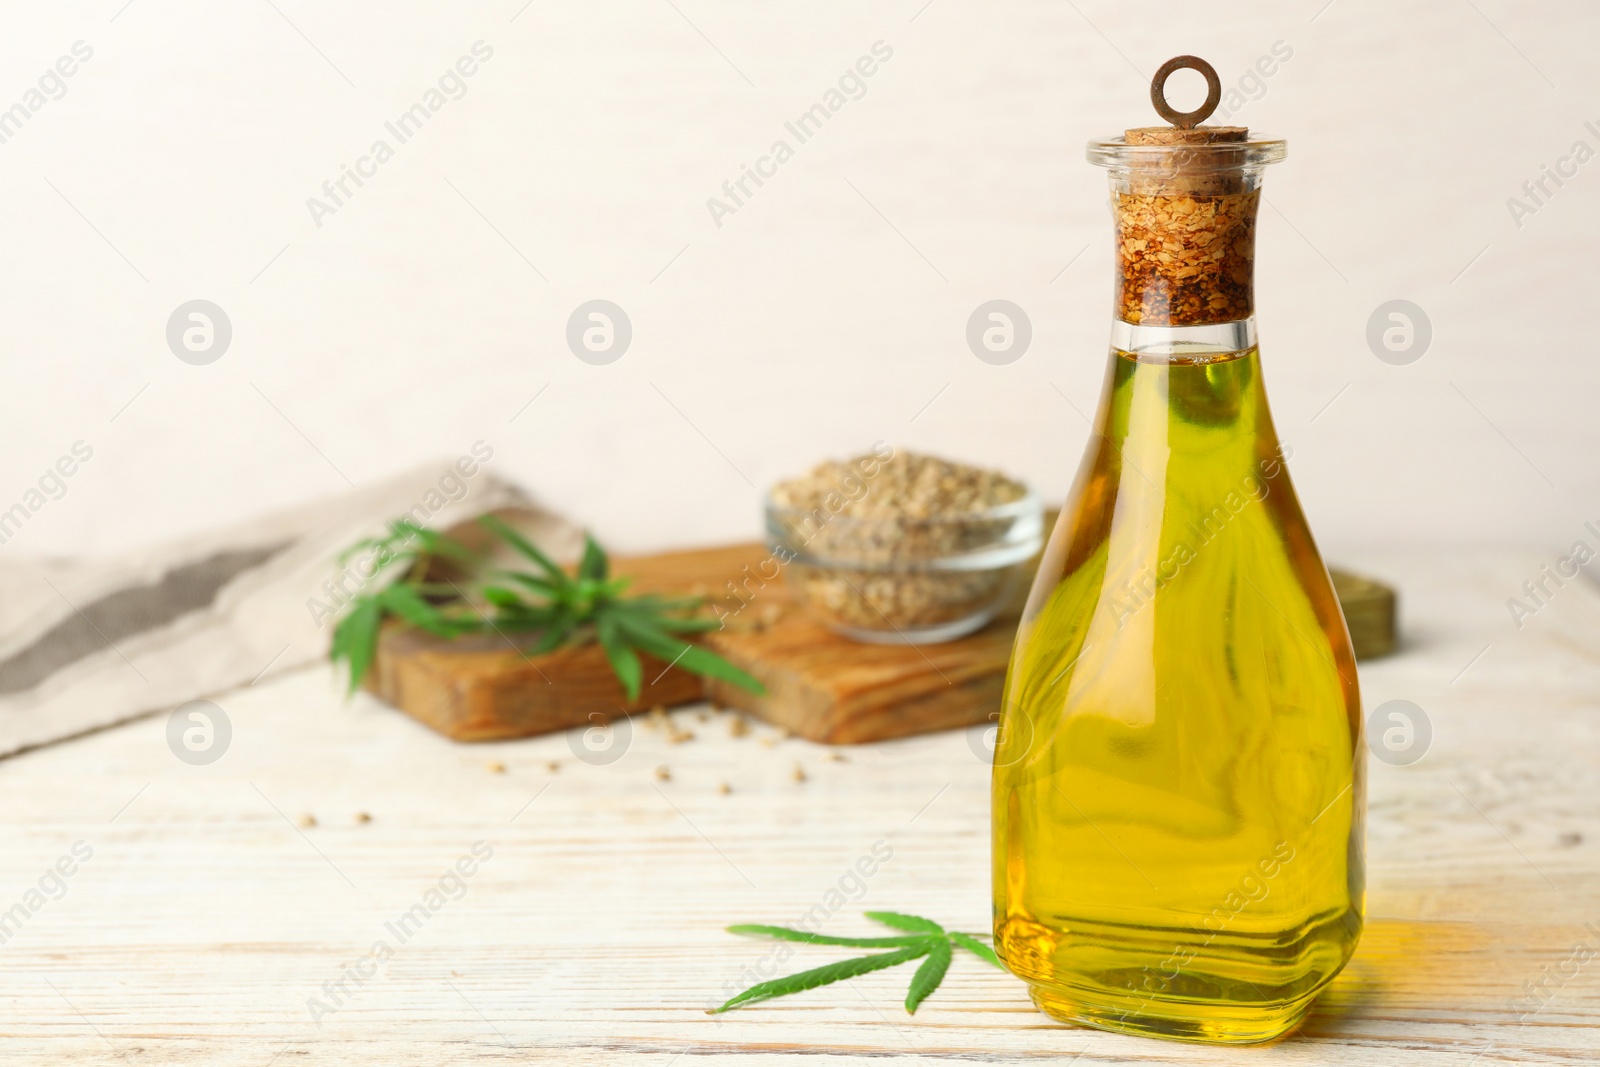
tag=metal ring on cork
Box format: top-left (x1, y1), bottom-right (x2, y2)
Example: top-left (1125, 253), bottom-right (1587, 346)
top-left (1150, 55), bottom-right (1222, 129)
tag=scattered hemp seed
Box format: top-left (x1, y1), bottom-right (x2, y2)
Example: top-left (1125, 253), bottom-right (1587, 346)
top-left (696, 709), bottom-right (711, 723)
top-left (728, 716), bottom-right (750, 738)
top-left (355, 812), bottom-right (372, 824)
top-left (824, 751), bottom-right (848, 763)
top-left (655, 765), bottom-right (671, 782)
top-left (298, 814), bottom-right (317, 829)
top-left (722, 612), bottom-right (765, 635)
top-left (668, 728), bottom-right (695, 745)
top-left (546, 761), bottom-right (561, 773)
top-left (1560, 831), bottom-right (1583, 847)
top-left (486, 760), bottom-right (507, 775)
top-left (718, 782), bottom-right (733, 795)
top-left (648, 706), bottom-right (669, 731)
top-left (792, 762), bottom-right (807, 784)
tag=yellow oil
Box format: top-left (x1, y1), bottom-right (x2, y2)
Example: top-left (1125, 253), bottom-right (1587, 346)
top-left (992, 346), bottom-right (1364, 1044)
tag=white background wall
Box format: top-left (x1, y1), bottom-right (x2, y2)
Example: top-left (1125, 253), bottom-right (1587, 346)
top-left (0, 0), bottom-right (1594, 559)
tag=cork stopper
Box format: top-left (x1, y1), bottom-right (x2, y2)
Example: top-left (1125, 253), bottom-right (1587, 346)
top-left (1125, 126), bottom-right (1248, 146)
top-left (1090, 55), bottom-right (1283, 327)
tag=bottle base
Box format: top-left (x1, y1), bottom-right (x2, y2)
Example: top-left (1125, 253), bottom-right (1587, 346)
top-left (1027, 983), bottom-right (1314, 1045)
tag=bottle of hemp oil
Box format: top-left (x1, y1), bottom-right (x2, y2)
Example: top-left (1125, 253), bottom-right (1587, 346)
top-left (991, 56), bottom-right (1364, 1045)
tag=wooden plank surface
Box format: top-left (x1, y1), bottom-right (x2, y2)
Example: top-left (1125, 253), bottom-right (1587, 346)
top-left (0, 548), bottom-right (1596, 1064)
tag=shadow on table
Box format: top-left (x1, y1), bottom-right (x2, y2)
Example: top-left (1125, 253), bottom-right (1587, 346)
top-left (1299, 917), bottom-right (1502, 1039)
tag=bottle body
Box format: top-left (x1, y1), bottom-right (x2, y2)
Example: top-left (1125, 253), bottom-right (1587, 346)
top-left (991, 322), bottom-right (1364, 1043)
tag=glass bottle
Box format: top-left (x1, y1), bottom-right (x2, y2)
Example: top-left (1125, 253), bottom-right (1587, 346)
top-left (991, 58), bottom-right (1364, 1044)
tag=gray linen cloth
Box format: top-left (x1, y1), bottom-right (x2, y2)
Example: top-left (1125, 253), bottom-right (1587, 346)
top-left (0, 460), bottom-right (580, 758)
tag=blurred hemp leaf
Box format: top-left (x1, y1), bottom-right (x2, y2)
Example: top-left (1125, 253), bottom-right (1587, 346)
top-left (329, 515), bottom-right (763, 701)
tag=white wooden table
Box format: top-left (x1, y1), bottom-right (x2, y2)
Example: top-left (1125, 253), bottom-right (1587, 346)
top-left (3, 549), bottom-right (1597, 1064)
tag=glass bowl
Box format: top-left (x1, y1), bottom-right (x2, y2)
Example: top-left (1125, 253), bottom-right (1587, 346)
top-left (764, 491), bottom-right (1045, 644)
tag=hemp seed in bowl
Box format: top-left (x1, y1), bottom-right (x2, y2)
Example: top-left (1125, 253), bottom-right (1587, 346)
top-left (766, 447), bottom-right (1043, 643)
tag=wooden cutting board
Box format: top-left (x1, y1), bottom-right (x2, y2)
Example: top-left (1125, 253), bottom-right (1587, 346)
top-left (365, 534), bottom-right (1396, 745)
top-left (364, 543), bottom-right (1011, 742)
top-left (364, 540), bottom-right (1017, 744)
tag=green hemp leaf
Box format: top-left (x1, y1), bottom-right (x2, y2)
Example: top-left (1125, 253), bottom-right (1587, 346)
top-left (329, 515), bottom-right (763, 701)
top-left (711, 912), bottom-right (1003, 1015)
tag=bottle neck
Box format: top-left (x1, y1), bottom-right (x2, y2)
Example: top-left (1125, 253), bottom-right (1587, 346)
top-left (1110, 319), bottom-right (1257, 361)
